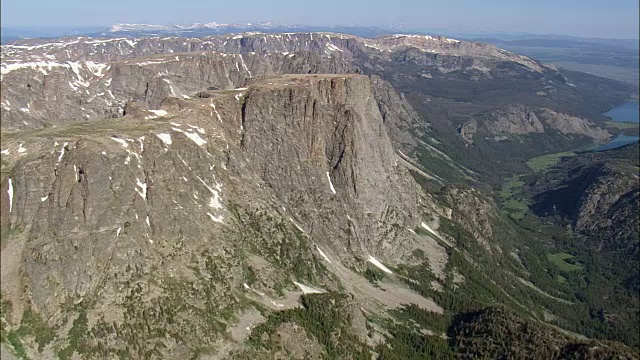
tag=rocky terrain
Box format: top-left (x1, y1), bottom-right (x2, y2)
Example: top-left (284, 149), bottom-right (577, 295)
top-left (0, 73), bottom-right (453, 358)
top-left (530, 142), bottom-right (639, 254)
top-left (459, 104), bottom-right (610, 145)
top-left (1, 31), bottom-right (638, 359)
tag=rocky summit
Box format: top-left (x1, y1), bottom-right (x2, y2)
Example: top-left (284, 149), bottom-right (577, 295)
top-left (0, 31), bottom-right (638, 359)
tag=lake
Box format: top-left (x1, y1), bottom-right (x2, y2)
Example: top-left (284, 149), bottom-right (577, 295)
top-left (596, 102), bottom-right (639, 152)
top-left (603, 102), bottom-right (639, 124)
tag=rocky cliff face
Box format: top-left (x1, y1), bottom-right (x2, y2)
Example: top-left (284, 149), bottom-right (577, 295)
top-left (0, 74), bottom-right (447, 358)
top-left (459, 104), bottom-right (610, 145)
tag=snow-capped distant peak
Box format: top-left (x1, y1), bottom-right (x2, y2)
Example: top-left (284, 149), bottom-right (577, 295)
top-left (106, 21), bottom-right (288, 33)
top-left (107, 23), bottom-right (172, 33)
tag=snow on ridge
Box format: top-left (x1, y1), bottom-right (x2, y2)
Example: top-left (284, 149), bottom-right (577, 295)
top-left (85, 61), bottom-right (108, 77)
top-left (0, 61), bottom-right (67, 75)
top-left (326, 171), bottom-right (336, 194)
top-left (367, 255), bottom-right (393, 274)
top-left (325, 43), bottom-right (343, 52)
top-left (146, 109), bottom-right (168, 118)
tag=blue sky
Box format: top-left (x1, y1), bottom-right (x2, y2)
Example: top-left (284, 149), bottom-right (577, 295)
top-left (2, 0), bottom-right (638, 38)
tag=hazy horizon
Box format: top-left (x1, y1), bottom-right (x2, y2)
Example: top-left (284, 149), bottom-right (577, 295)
top-left (2, 0), bottom-right (639, 39)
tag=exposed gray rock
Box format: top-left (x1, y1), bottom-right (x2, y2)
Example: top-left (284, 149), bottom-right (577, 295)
top-left (1, 32), bottom-right (553, 130)
top-left (477, 104), bottom-right (610, 140)
top-left (0, 74), bottom-right (439, 358)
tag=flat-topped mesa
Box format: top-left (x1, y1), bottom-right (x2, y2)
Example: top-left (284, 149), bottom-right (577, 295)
top-left (199, 74), bottom-right (421, 261)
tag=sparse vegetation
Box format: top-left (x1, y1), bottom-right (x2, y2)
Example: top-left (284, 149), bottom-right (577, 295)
top-left (526, 151), bottom-right (577, 172)
top-left (249, 293), bottom-right (370, 359)
top-left (546, 252), bottom-right (584, 272)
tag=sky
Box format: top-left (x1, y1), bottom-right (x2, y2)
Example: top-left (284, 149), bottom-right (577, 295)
top-left (1, 0), bottom-right (639, 39)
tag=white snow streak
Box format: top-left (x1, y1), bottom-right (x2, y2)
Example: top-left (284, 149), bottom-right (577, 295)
top-left (135, 178), bottom-right (147, 199)
top-left (288, 217), bottom-right (305, 233)
top-left (184, 131), bottom-right (207, 146)
top-left (7, 178), bottom-right (13, 213)
top-left (57, 142), bottom-right (68, 163)
top-left (17, 143), bottom-right (26, 154)
top-left (210, 102), bottom-right (223, 123)
top-left (316, 245), bottom-right (332, 263)
top-left (293, 281), bottom-right (324, 294)
top-left (367, 255), bottom-right (393, 274)
top-left (40, 195), bottom-right (48, 202)
top-left (138, 136), bottom-right (145, 152)
top-left (420, 222), bottom-right (444, 241)
top-left (326, 171), bottom-right (336, 194)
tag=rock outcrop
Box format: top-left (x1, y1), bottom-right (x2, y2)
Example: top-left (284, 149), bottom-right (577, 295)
top-left (530, 142), bottom-right (639, 253)
top-left (461, 104), bottom-right (611, 143)
top-left (0, 74), bottom-right (442, 358)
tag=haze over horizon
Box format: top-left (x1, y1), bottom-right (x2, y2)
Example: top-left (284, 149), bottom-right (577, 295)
top-left (1, 0), bottom-right (639, 39)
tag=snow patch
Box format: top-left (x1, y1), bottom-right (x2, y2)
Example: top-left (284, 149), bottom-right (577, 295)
top-left (41, 195), bottom-right (48, 202)
top-left (145, 216), bottom-right (150, 227)
top-left (17, 143), bottom-right (26, 154)
top-left (135, 178), bottom-right (147, 199)
top-left (367, 255), bottom-right (393, 274)
top-left (138, 137), bottom-right (145, 152)
top-left (1, 149), bottom-right (9, 155)
top-left (156, 133), bottom-right (172, 145)
top-left (85, 61), bottom-right (108, 77)
top-left (293, 281), bottom-right (324, 294)
top-left (183, 131), bottom-right (207, 146)
top-left (149, 109), bottom-right (168, 117)
top-left (111, 137), bottom-right (129, 148)
top-left (207, 212), bottom-right (224, 223)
